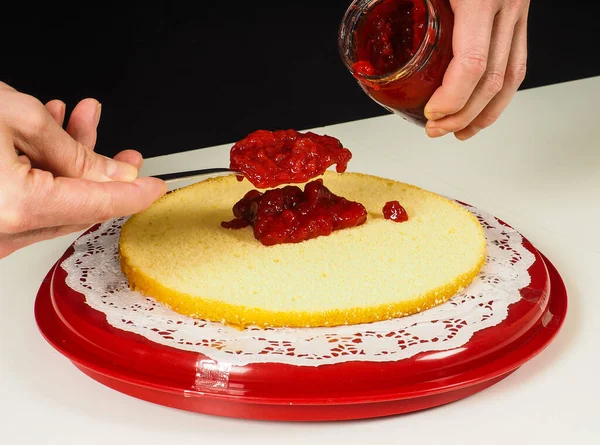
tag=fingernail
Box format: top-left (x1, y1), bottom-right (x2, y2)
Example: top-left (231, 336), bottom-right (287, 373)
top-left (95, 103), bottom-right (102, 126)
top-left (425, 111), bottom-right (446, 121)
top-left (106, 159), bottom-right (138, 181)
top-left (425, 122), bottom-right (449, 138)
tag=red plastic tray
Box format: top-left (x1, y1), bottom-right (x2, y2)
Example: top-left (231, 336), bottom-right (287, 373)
top-left (35, 224), bottom-right (567, 421)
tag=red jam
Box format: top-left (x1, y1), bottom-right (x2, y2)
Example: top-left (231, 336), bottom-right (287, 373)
top-left (353, 0), bottom-right (426, 76)
top-left (221, 179), bottom-right (368, 246)
top-left (229, 129), bottom-right (353, 189)
top-left (383, 200), bottom-right (408, 222)
top-left (342, 0), bottom-right (454, 125)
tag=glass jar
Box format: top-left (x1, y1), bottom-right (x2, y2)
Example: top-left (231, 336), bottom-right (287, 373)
top-left (338, 0), bottom-right (454, 126)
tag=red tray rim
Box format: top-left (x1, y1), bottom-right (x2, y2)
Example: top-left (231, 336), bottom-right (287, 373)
top-left (35, 244), bottom-right (567, 406)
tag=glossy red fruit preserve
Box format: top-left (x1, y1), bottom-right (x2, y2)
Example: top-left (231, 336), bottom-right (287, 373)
top-left (339, 0), bottom-right (454, 126)
top-left (353, 0), bottom-right (427, 76)
top-left (383, 200), bottom-right (408, 222)
top-left (229, 129), bottom-right (352, 189)
top-left (222, 179), bottom-right (368, 246)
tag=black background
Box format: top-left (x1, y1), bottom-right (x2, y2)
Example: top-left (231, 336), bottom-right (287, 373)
top-left (2, 2), bottom-right (599, 158)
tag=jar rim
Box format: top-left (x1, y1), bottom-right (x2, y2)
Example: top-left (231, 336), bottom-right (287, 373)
top-left (338, 0), bottom-right (440, 86)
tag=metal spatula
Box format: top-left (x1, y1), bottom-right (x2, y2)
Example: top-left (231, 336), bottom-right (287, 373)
top-left (152, 167), bottom-right (238, 184)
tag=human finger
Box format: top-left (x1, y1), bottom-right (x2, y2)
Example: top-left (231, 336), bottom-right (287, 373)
top-left (45, 100), bottom-right (66, 127)
top-left (426, 9), bottom-right (517, 135)
top-left (65, 98), bottom-right (102, 150)
top-left (113, 149), bottom-right (144, 171)
top-left (423, 0), bottom-right (498, 122)
top-left (455, 12), bottom-right (528, 140)
top-left (6, 95), bottom-right (137, 182)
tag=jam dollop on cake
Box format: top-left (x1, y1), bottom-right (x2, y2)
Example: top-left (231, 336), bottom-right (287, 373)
top-left (222, 179), bottom-right (367, 246)
top-left (229, 129), bottom-right (352, 189)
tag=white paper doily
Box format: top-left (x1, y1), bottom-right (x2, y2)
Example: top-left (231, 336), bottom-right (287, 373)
top-left (61, 204), bottom-right (535, 367)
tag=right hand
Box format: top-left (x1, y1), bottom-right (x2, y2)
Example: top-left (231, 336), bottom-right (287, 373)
top-left (0, 82), bottom-right (167, 259)
top-left (424, 0), bottom-right (530, 140)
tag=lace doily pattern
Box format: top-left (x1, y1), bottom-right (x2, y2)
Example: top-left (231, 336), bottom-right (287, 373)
top-left (61, 205), bottom-right (535, 367)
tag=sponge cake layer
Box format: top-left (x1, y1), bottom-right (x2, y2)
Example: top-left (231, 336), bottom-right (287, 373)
top-left (119, 171), bottom-right (487, 328)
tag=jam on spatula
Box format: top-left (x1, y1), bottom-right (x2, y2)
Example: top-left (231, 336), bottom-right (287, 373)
top-left (229, 129), bottom-right (352, 189)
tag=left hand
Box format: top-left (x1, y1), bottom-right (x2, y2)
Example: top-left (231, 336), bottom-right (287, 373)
top-left (424, 0), bottom-right (530, 140)
top-left (0, 83), bottom-right (166, 259)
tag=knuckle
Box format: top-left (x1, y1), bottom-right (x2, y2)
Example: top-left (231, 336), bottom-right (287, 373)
top-left (478, 111), bottom-right (502, 129)
top-left (435, 118), bottom-right (469, 134)
top-left (481, 71), bottom-right (505, 95)
top-left (457, 0), bottom-right (496, 14)
top-left (0, 171), bottom-right (30, 235)
top-left (447, 121), bottom-right (469, 133)
top-left (0, 201), bottom-right (27, 234)
top-left (28, 168), bottom-right (55, 196)
top-left (96, 196), bottom-right (117, 221)
top-left (459, 49), bottom-right (488, 77)
top-left (0, 181), bottom-right (27, 234)
top-left (507, 61), bottom-right (527, 87)
top-left (70, 142), bottom-right (94, 177)
top-left (19, 95), bottom-right (50, 138)
top-left (507, 0), bottom-right (528, 14)
top-left (84, 185), bottom-right (117, 222)
top-left (1, 170), bottom-right (53, 234)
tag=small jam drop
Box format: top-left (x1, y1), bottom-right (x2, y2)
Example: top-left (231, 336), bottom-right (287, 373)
top-left (383, 200), bottom-right (408, 222)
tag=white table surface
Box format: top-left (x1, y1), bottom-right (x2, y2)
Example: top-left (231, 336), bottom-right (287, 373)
top-left (1, 76), bottom-right (598, 444)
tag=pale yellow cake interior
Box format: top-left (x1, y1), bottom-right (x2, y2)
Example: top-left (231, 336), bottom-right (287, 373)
top-left (119, 171), bottom-right (487, 328)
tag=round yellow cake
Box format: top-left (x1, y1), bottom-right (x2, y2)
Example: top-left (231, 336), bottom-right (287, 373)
top-left (119, 171), bottom-right (487, 328)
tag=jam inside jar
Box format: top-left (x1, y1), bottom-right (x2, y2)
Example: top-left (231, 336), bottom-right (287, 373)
top-left (338, 0), bottom-right (454, 126)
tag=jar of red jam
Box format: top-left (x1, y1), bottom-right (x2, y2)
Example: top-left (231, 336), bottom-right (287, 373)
top-left (338, 0), bottom-right (454, 126)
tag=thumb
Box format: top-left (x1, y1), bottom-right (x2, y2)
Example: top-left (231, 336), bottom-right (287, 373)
top-left (12, 96), bottom-right (138, 182)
